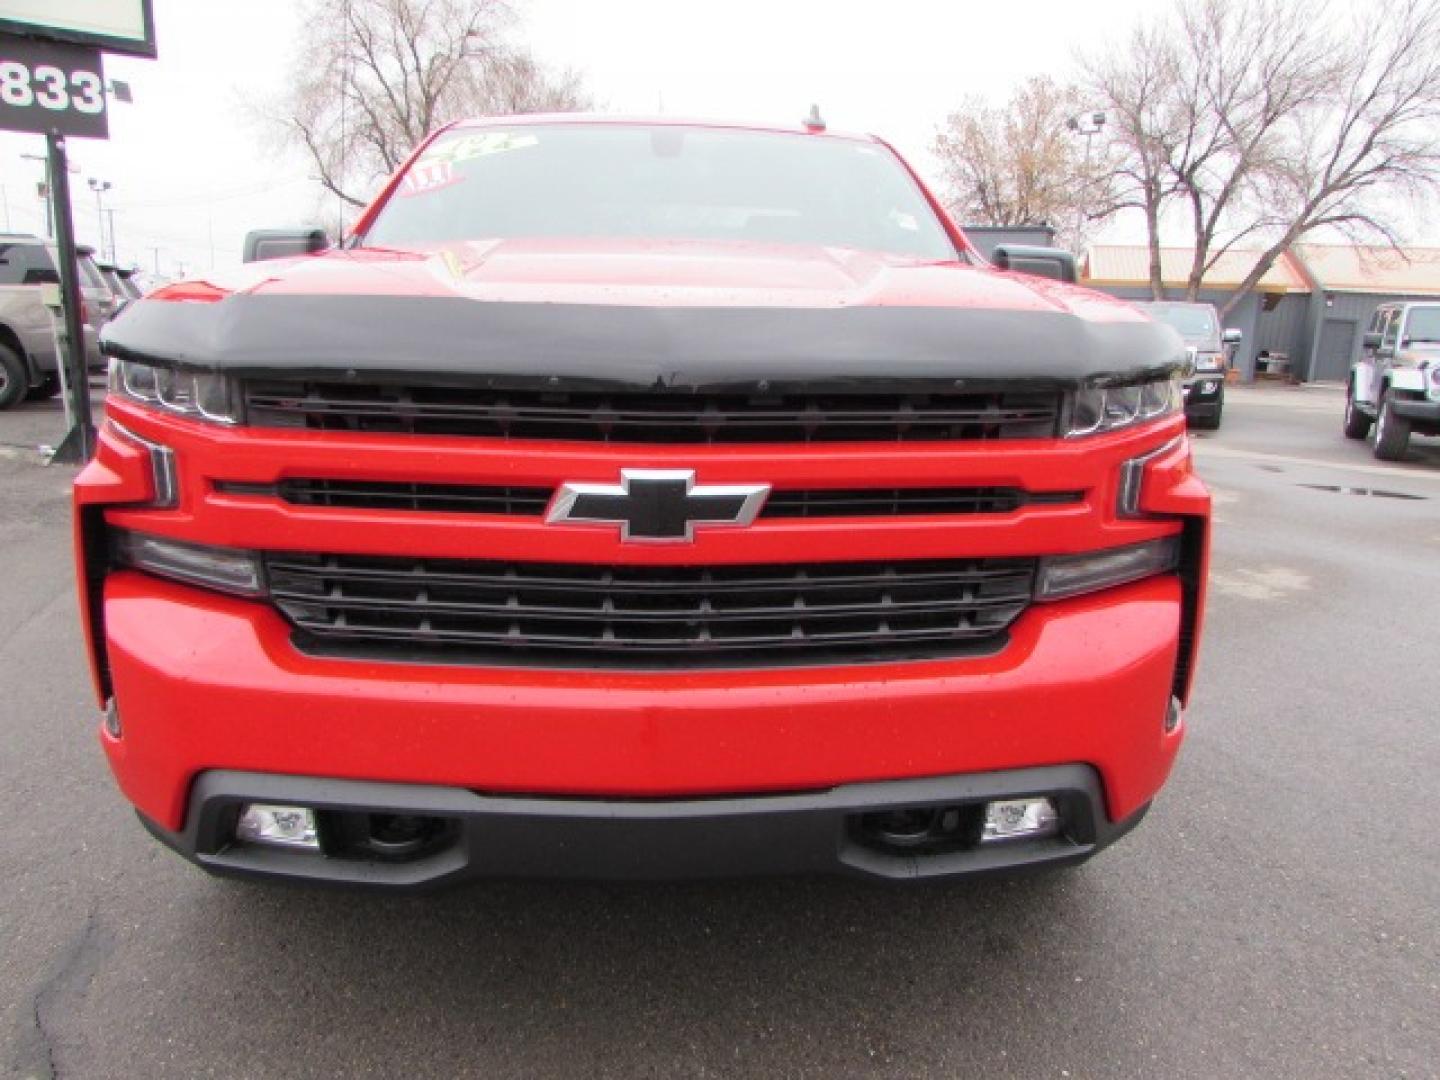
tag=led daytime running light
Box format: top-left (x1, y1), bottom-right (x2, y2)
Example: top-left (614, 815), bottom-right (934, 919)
top-left (110, 358), bottom-right (239, 424)
top-left (1069, 376), bottom-right (1182, 437)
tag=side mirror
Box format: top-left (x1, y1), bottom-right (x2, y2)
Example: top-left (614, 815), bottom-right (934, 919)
top-left (243, 228), bottom-right (330, 263)
top-left (1221, 328), bottom-right (1242, 345)
top-left (992, 245), bottom-right (1077, 284)
top-left (1362, 331), bottom-right (1383, 349)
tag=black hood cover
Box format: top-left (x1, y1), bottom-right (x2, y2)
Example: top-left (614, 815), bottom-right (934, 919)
top-left (102, 294), bottom-right (1185, 393)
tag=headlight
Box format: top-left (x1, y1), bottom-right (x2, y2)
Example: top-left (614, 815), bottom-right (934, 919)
top-left (1068, 376), bottom-right (1182, 436)
top-left (109, 358), bottom-right (239, 424)
top-left (1036, 537), bottom-right (1181, 601)
top-left (111, 529), bottom-right (262, 596)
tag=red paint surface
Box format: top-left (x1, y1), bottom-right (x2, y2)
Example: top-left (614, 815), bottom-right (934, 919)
top-left (77, 407), bottom-right (1207, 834)
top-left (100, 571), bottom-right (1185, 833)
top-left (77, 119), bottom-right (1211, 841)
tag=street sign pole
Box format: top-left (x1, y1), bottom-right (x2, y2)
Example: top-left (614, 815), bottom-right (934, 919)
top-left (45, 129), bottom-right (96, 464)
top-left (0, 5), bottom-right (156, 463)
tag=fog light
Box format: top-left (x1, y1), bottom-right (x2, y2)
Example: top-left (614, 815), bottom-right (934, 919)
top-left (236, 804), bottom-right (320, 850)
top-left (981, 798), bottom-right (1060, 843)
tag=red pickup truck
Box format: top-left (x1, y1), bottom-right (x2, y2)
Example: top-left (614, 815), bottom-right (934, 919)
top-left (74, 117), bottom-right (1208, 888)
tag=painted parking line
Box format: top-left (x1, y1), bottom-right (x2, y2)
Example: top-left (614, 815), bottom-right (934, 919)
top-left (1191, 442), bottom-right (1440, 483)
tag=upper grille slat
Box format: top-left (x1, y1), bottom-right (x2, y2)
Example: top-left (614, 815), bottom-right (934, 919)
top-left (266, 553), bottom-right (1038, 668)
top-left (219, 479), bottom-right (1084, 519)
top-left (244, 382), bottom-right (1063, 444)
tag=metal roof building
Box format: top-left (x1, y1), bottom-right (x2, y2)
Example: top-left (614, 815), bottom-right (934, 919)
top-left (1080, 243), bottom-right (1440, 382)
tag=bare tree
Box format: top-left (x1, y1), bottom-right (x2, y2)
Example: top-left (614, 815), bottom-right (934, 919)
top-left (932, 77), bottom-right (1110, 250)
top-left (1085, 21), bottom-right (1186, 298)
top-left (1090, 0), bottom-right (1440, 313)
top-left (283, 0), bottom-right (591, 210)
top-left (1224, 0), bottom-right (1440, 310)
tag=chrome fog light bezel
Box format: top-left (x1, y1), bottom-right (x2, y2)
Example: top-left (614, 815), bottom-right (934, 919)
top-left (235, 804), bottom-right (321, 850)
top-left (980, 798), bottom-right (1061, 843)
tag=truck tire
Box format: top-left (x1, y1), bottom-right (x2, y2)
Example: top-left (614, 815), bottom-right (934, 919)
top-left (25, 373), bottom-right (61, 401)
top-left (1372, 389), bottom-right (1411, 461)
top-left (1342, 378), bottom-right (1372, 439)
top-left (0, 344), bottom-right (27, 410)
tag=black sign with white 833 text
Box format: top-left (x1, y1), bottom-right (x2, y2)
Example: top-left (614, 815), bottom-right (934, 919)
top-left (0, 35), bottom-right (107, 139)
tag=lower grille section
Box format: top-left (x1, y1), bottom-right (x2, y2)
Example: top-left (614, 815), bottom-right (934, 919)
top-left (266, 553), bottom-right (1038, 667)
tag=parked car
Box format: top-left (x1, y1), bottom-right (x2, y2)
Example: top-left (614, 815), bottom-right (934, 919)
top-left (0, 233), bottom-right (107, 408)
top-left (77, 116), bottom-right (1210, 889)
top-left (1132, 301), bottom-right (1240, 430)
top-left (1343, 301), bottom-right (1440, 460)
top-left (73, 244), bottom-right (118, 324)
top-left (97, 262), bottom-right (144, 318)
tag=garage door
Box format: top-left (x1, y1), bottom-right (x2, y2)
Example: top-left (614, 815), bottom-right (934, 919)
top-left (1314, 319), bottom-right (1358, 382)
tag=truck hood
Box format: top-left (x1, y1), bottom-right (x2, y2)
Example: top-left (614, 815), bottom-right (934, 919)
top-left (105, 239), bottom-right (1186, 392)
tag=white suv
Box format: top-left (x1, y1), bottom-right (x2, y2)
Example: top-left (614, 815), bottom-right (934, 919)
top-left (1344, 302), bottom-right (1440, 460)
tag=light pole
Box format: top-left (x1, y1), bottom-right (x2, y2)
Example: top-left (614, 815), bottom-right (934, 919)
top-left (87, 177), bottom-right (112, 262)
top-left (1066, 111), bottom-right (1107, 255)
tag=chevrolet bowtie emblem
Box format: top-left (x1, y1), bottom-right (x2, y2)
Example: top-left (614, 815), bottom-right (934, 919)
top-left (546, 469), bottom-right (770, 542)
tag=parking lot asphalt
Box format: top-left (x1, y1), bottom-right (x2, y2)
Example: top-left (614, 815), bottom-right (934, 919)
top-left (2, 386), bottom-right (1437, 1079)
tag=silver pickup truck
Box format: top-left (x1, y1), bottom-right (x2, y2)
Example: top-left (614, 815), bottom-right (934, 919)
top-left (0, 234), bottom-right (108, 409)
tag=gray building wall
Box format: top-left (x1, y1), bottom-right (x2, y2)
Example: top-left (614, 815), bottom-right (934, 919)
top-left (1087, 279), bottom-right (1440, 382)
top-left (1297, 291), bottom-right (1440, 382)
top-left (1252, 294), bottom-right (1311, 369)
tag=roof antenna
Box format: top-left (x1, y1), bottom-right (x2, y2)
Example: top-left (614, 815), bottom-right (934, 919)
top-left (803, 104), bottom-right (826, 132)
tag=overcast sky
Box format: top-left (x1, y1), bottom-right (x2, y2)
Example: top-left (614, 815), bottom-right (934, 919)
top-left (0, 0), bottom-right (1423, 279)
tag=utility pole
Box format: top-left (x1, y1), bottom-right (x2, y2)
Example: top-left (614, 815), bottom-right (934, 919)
top-left (105, 207), bottom-right (117, 263)
top-left (149, 245), bottom-right (160, 275)
top-left (1065, 111), bottom-right (1107, 256)
top-left (48, 132), bottom-right (95, 461)
top-left (87, 176), bottom-right (111, 259)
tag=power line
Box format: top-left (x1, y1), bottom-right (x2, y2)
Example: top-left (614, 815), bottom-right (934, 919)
top-left (107, 175), bottom-right (313, 211)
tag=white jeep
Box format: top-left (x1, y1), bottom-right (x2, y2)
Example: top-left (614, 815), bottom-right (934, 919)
top-left (1344, 301), bottom-right (1440, 461)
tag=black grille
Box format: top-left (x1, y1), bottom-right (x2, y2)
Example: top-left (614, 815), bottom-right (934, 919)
top-left (760, 487), bottom-right (1081, 518)
top-left (219, 479), bottom-right (1083, 519)
top-left (266, 553), bottom-right (1038, 667)
top-left (243, 382), bottom-right (1063, 443)
top-left (221, 479), bottom-right (553, 516)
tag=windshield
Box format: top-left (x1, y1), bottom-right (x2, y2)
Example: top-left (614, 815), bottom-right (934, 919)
top-left (1139, 304), bottom-right (1219, 343)
top-left (1403, 307), bottom-right (1440, 343)
top-left (363, 124), bottom-right (957, 259)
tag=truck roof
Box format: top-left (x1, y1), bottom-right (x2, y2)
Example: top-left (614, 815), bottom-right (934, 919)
top-left (446, 113), bottom-right (879, 145)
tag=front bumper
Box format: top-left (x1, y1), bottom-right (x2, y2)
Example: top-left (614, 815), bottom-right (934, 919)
top-left (1391, 398), bottom-right (1440, 424)
top-left (141, 765), bottom-right (1148, 888)
top-left (78, 402), bottom-right (1208, 885)
top-left (1183, 377), bottom-right (1224, 418)
top-left (100, 569), bottom-right (1186, 842)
